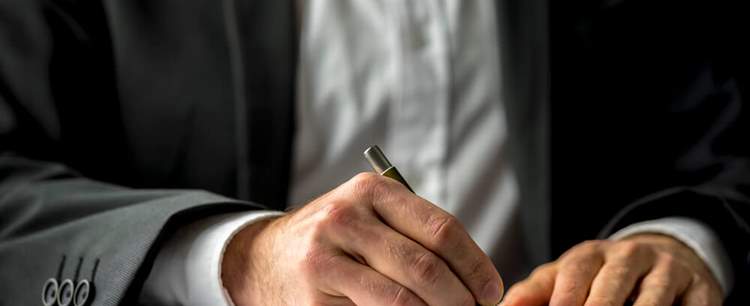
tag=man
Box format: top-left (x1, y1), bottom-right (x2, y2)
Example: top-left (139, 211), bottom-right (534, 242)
top-left (0, 1), bottom-right (748, 306)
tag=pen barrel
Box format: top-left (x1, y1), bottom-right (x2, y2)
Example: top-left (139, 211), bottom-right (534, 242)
top-left (380, 166), bottom-right (414, 193)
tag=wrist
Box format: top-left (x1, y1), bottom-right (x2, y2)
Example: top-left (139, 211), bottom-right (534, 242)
top-left (222, 216), bottom-right (280, 306)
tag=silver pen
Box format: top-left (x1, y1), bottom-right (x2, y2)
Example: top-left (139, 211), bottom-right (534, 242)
top-left (363, 145), bottom-right (414, 193)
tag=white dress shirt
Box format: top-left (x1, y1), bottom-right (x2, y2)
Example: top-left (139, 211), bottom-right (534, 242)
top-left (290, 0), bottom-right (529, 282)
top-left (140, 1), bottom-right (733, 305)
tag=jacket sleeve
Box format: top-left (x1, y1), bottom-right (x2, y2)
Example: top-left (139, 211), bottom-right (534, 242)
top-left (0, 156), bottom-right (260, 305)
top-left (0, 1), bottom-right (263, 305)
top-left (600, 71), bottom-right (750, 304)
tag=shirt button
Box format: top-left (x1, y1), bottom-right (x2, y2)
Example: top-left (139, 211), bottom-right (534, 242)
top-left (74, 279), bottom-right (93, 306)
top-left (41, 278), bottom-right (58, 306)
top-left (58, 279), bottom-right (75, 306)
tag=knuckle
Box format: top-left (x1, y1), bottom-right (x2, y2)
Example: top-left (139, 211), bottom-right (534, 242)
top-left (659, 252), bottom-right (678, 266)
top-left (561, 252), bottom-right (599, 268)
top-left (412, 252), bottom-right (446, 284)
top-left (568, 240), bottom-right (604, 257)
top-left (319, 200), bottom-right (358, 230)
top-left (569, 258), bottom-right (599, 276)
top-left (613, 240), bottom-right (648, 260)
top-left (427, 214), bottom-right (461, 248)
top-left (532, 262), bottom-right (556, 276)
top-left (350, 172), bottom-right (386, 197)
top-left (528, 262), bottom-right (557, 283)
top-left (467, 257), bottom-right (490, 283)
top-left (306, 222), bottom-right (328, 244)
top-left (465, 258), bottom-right (497, 294)
top-left (352, 171), bottom-right (380, 184)
top-left (579, 239), bottom-right (604, 250)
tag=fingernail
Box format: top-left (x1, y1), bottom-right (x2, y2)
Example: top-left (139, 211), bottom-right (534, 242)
top-left (481, 281), bottom-right (502, 304)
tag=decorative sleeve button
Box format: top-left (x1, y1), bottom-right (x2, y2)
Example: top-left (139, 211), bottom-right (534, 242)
top-left (41, 278), bottom-right (58, 306)
top-left (57, 279), bottom-right (75, 306)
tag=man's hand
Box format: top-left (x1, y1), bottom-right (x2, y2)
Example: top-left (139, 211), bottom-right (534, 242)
top-left (222, 173), bottom-right (503, 306)
top-left (501, 234), bottom-right (722, 306)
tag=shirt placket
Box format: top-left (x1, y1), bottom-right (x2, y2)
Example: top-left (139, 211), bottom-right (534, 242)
top-left (387, 0), bottom-right (449, 207)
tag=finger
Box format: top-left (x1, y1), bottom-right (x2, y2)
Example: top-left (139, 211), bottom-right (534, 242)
top-left (327, 254), bottom-right (428, 306)
top-left (632, 257), bottom-right (692, 306)
top-left (549, 242), bottom-right (605, 306)
top-left (501, 263), bottom-right (556, 306)
top-left (342, 220), bottom-right (475, 306)
top-left (584, 242), bottom-right (654, 306)
top-left (680, 278), bottom-right (723, 306)
top-left (353, 173), bottom-right (503, 304)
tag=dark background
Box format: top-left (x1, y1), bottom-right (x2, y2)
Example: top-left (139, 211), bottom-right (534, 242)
top-left (550, 0), bottom-right (750, 255)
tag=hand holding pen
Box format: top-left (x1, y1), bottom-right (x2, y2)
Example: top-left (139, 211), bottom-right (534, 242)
top-left (222, 146), bottom-right (503, 306)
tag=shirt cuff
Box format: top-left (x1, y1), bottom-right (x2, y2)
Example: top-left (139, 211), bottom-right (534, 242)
top-left (609, 217), bottom-right (734, 295)
top-left (139, 210), bottom-right (285, 306)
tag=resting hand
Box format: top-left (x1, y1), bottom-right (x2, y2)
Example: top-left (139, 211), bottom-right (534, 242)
top-left (222, 173), bottom-right (503, 306)
top-left (502, 234), bottom-right (722, 306)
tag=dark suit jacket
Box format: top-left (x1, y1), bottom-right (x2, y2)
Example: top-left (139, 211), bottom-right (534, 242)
top-left (0, 0), bottom-right (747, 305)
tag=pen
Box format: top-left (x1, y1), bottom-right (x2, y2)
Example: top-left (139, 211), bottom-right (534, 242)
top-left (363, 145), bottom-right (413, 193)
